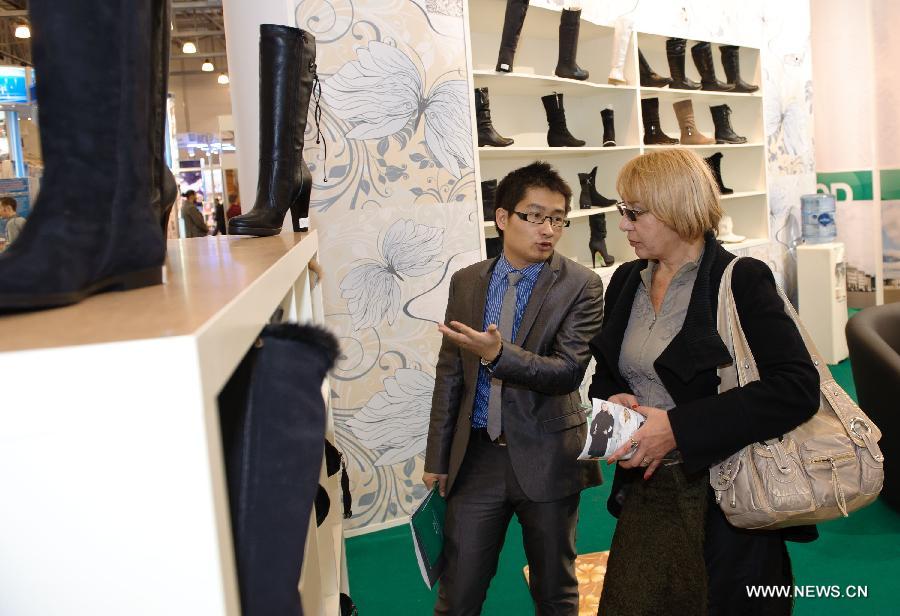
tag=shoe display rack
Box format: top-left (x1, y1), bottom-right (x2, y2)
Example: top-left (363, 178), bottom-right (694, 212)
top-left (465, 0), bottom-right (769, 282)
top-left (0, 233), bottom-right (347, 616)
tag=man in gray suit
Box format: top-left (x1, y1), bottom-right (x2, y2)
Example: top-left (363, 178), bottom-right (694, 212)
top-left (180, 190), bottom-right (209, 238)
top-left (423, 161), bottom-right (604, 615)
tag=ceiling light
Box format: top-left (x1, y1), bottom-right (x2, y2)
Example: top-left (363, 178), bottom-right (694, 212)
top-left (201, 59), bottom-right (214, 72)
top-left (14, 25), bottom-right (30, 39)
top-left (217, 73), bottom-right (230, 85)
top-left (182, 41), bottom-right (197, 54)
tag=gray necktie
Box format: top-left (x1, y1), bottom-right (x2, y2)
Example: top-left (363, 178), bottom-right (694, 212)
top-left (487, 271), bottom-right (522, 440)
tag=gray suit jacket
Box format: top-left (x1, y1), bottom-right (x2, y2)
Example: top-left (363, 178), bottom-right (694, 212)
top-left (181, 202), bottom-right (209, 238)
top-left (424, 251), bottom-right (604, 502)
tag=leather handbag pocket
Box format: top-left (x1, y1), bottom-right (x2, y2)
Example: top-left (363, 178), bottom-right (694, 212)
top-left (859, 447), bottom-right (884, 496)
top-left (542, 409), bottom-right (587, 433)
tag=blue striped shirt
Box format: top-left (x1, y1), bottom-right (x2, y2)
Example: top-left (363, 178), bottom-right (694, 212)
top-left (471, 255), bottom-right (545, 429)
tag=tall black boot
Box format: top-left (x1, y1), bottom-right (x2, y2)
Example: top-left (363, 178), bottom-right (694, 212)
top-left (705, 152), bottom-right (734, 195)
top-left (495, 0), bottom-right (529, 73)
top-left (601, 107), bottom-right (616, 147)
top-left (710, 104), bottom-right (747, 144)
top-left (542, 92), bottom-right (585, 147)
top-left (218, 323), bottom-right (339, 616)
top-left (665, 38), bottom-right (700, 90)
top-left (641, 97), bottom-right (678, 145)
top-left (0, 0), bottom-right (165, 310)
top-left (578, 167), bottom-right (616, 210)
top-left (555, 8), bottom-right (589, 81)
top-left (150, 0), bottom-right (178, 235)
top-left (589, 214), bottom-right (615, 267)
top-left (720, 45), bottom-right (759, 93)
top-left (639, 50), bottom-right (672, 87)
top-left (475, 88), bottom-right (514, 147)
top-left (229, 25), bottom-right (316, 236)
top-left (481, 179), bottom-right (498, 222)
top-left (691, 42), bottom-right (734, 92)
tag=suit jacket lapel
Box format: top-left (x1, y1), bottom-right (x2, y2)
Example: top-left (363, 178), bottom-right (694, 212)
top-left (514, 252), bottom-right (561, 346)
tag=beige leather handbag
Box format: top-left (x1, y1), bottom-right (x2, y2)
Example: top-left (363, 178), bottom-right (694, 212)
top-left (709, 258), bottom-right (884, 529)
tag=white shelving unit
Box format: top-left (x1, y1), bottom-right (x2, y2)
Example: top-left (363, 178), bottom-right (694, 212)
top-left (0, 233), bottom-right (347, 616)
top-left (464, 0), bottom-right (770, 270)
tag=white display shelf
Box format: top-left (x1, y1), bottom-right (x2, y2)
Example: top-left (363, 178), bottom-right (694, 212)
top-left (640, 85), bottom-right (763, 100)
top-left (479, 146), bottom-right (640, 158)
top-left (644, 142), bottom-right (764, 150)
top-left (591, 261), bottom-right (624, 281)
top-left (474, 70), bottom-right (637, 97)
top-left (721, 190), bottom-right (767, 200)
top-left (721, 237), bottom-right (769, 251)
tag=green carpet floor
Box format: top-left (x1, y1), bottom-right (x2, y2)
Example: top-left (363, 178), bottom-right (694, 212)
top-left (346, 356), bottom-right (899, 615)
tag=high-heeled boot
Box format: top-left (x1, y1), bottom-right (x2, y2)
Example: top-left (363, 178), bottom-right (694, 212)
top-left (720, 45), bottom-right (759, 93)
top-left (0, 0), bottom-right (166, 310)
top-left (641, 97), bottom-right (678, 145)
top-left (665, 38), bottom-right (700, 90)
top-left (705, 152), bottom-right (734, 195)
top-left (475, 87), bottom-right (514, 147)
top-left (228, 25), bottom-right (317, 236)
top-left (691, 41), bottom-right (734, 92)
top-left (639, 50), bottom-right (672, 87)
top-left (555, 8), bottom-right (589, 81)
top-left (542, 92), bottom-right (585, 147)
top-left (601, 107), bottom-right (616, 146)
top-left (578, 167), bottom-right (616, 209)
top-left (588, 213), bottom-right (615, 267)
top-left (481, 179), bottom-right (497, 222)
top-left (150, 0), bottom-right (178, 235)
top-left (710, 104), bottom-right (747, 144)
top-left (673, 99), bottom-right (714, 145)
top-left (495, 0), bottom-right (529, 73)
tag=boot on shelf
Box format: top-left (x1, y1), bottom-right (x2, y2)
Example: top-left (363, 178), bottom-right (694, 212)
top-left (542, 92), bottom-right (585, 147)
top-left (720, 45), bottom-right (759, 93)
top-left (710, 104), bottom-right (747, 144)
top-left (705, 152), bottom-right (734, 195)
top-left (601, 107), bottom-right (616, 147)
top-left (607, 16), bottom-right (633, 85)
top-left (641, 97), bottom-right (678, 145)
top-left (691, 41), bottom-right (734, 92)
top-left (485, 236), bottom-right (503, 259)
top-left (589, 214), bottom-right (615, 268)
top-left (495, 0), bottom-right (529, 73)
top-left (665, 38), bottom-right (700, 90)
top-left (481, 179), bottom-right (497, 222)
top-left (229, 25), bottom-right (317, 236)
top-left (475, 87), bottom-right (514, 147)
top-left (150, 0), bottom-right (178, 235)
top-left (0, 0), bottom-right (166, 310)
top-left (639, 50), bottom-right (672, 87)
top-left (673, 99), bottom-right (714, 145)
top-left (578, 167), bottom-right (617, 210)
top-left (555, 8), bottom-right (589, 81)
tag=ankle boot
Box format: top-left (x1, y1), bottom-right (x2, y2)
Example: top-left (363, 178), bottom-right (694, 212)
top-left (673, 99), bottom-right (714, 145)
top-left (475, 87), bottom-right (514, 147)
top-left (607, 16), bottom-right (633, 85)
top-left (496, 0), bottom-right (529, 73)
top-left (665, 38), bottom-right (700, 90)
top-left (710, 104), bottom-right (747, 144)
top-left (641, 97), bottom-right (678, 145)
top-left (485, 236), bottom-right (503, 259)
top-left (720, 45), bottom-right (759, 93)
top-left (639, 50), bottom-right (672, 87)
top-left (218, 323), bottom-right (339, 616)
top-left (481, 179), bottom-right (497, 222)
top-left (705, 152), bottom-right (734, 194)
top-left (578, 167), bottom-right (616, 209)
top-left (229, 25), bottom-right (317, 236)
top-left (0, 0), bottom-right (166, 310)
top-left (589, 214), bottom-right (615, 267)
top-left (601, 107), bottom-right (616, 146)
top-left (555, 8), bottom-right (589, 81)
top-left (542, 92), bottom-right (585, 147)
top-left (691, 42), bottom-right (734, 92)
top-left (150, 0), bottom-right (178, 236)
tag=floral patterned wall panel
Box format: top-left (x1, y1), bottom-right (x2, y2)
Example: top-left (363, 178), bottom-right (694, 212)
top-left (293, 0), bottom-right (477, 530)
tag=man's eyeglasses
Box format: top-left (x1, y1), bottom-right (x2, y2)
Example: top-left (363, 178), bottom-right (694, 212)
top-left (512, 211), bottom-right (570, 229)
top-left (615, 201), bottom-right (648, 222)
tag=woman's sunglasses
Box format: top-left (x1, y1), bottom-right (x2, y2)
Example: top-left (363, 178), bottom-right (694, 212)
top-left (615, 201), bottom-right (648, 222)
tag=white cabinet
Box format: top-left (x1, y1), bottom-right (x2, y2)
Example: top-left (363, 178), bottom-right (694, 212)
top-left (797, 242), bottom-right (850, 364)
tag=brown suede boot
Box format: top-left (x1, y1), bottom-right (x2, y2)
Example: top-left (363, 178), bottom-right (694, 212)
top-left (673, 99), bottom-right (714, 145)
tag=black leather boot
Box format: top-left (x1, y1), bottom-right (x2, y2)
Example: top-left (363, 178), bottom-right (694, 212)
top-left (496, 0), bottom-right (529, 73)
top-left (710, 104), bottom-right (747, 144)
top-left (665, 38), bottom-right (700, 90)
top-left (578, 167), bottom-right (616, 209)
top-left (720, 45), bottom-right (759, 93)
top-left (485, 236), bottom-right (503, 259)
top-left (0, 0), bottom-right (165, 310)
top-left (555, 9), bottom-right (589, 81)
top-left (601, 107), bottom-right (616, 146)
top-left (705, 152), bottom-right (734, 194)
top-left (475, 87), bottom-right (514, 147)
top-left (641, 97), bottom-right (678, 145)
top-left (218, 323), bottom-right (339, 616)
top-left (589, 214), bottom-right (615, 267)
top-left (229, 25), bottom-right (316, 236)
top-left (639, 50), bottom-right (672, 87)
top-left (542, 92), bottom-right (585, 147)
top-left (691, 42), bottom-right (734, 92)
top-left (150, 0), bottom-right (178, 235)
top-left (481, 179), bottom-right (498, 222)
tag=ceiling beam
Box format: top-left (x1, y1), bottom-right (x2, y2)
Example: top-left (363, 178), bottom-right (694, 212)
top-left (171, 51), bottom-right (228, 60)
top-left (0, 10), bottom-right (27, 17)
top-left (172, 29), bottom-right (224, 37)
top-left (173, 1), bottom-right (223, 9)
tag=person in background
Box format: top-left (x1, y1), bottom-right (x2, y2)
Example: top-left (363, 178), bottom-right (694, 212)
top-left (180, 189), bottom-right (209, 238)
top-left (213, 197), bottom-right (227, 235)
top-left (0, 196), bottom-right (26, 246)
top-left (226, 193), bottom-right (242, 220)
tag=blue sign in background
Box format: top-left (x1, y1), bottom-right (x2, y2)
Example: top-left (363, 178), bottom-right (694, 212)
top-left (0, 67), bottom-right (27, 104)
